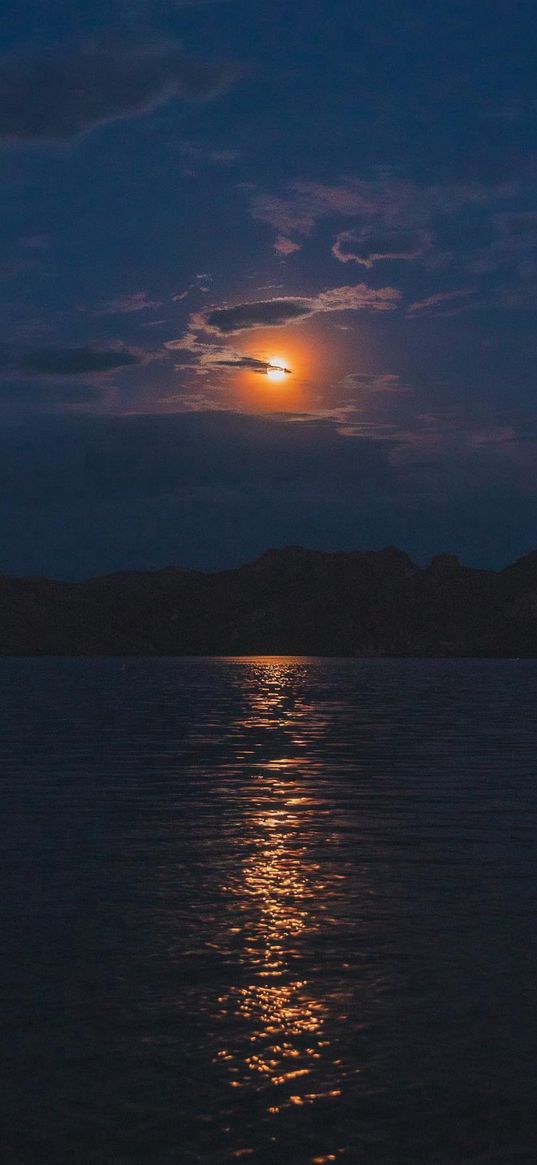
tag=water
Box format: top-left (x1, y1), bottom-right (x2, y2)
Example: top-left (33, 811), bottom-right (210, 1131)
top-left (1, 658), bottom-right (537, 1165)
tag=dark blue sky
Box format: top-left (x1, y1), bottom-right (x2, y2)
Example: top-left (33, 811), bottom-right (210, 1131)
top-left (1, 0), bottom-right (537, 576)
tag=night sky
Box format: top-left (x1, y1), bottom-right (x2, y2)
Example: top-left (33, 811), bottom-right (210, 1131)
top-left (2, 0), bottom-right (537, 578)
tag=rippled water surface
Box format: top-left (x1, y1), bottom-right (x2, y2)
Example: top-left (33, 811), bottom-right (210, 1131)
top-left (1, 658), bottom-right (537, 1164)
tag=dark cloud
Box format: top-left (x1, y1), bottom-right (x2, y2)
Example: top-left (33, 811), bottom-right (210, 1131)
top-left (332, 228), bottom-right (431, 268)
top-left (0, 40), bottom-right (237, 144)
top-left (15, 346), bottom-right (143, 375)
top-left (0, 411), bottom-right (397, 506)
top-left (0, 412), bottom-right (534, 579)
top-left (212, 356), bottom-right (292, 373)
top-left (205, 298), bottom-right (311, 333)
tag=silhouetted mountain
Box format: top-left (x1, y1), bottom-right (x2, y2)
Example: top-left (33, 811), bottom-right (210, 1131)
top-left (2, 546), bottom-right (537, 655)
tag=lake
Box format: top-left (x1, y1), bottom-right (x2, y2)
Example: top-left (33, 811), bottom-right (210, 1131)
top-left (1, 658), bottom-right (537, 1164)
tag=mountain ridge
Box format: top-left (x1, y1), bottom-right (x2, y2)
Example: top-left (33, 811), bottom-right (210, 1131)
top-left (2, 545), bottom-right (537, 656)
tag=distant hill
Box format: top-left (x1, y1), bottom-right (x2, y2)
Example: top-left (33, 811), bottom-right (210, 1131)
top-left (2, 545), bottom-right (537, 655)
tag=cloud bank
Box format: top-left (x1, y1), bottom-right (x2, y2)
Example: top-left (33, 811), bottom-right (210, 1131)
top-left (1, 345), bottom-right (144, 376)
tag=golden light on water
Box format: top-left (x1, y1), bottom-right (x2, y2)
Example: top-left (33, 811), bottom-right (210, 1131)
top-left (217, 762), bottom-right (333, 1111)
top-left (213, 659), bottom-right (349, 1128)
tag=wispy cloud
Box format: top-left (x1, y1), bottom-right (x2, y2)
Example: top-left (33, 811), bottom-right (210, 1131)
top-left (251, 176), bottom-right (513, 252)
top-left (179, 140), bottom-right (240, 166)
top-left (341, 372), bottom-right (410, 394)
top-left (98, 291), bottom-right (163, 315)
top-left (0, 40), bottom-right (238, 144)
top-left (172, 273), bottom-right (212, 301)
top-left (407, 288), bottom-right (477, 317)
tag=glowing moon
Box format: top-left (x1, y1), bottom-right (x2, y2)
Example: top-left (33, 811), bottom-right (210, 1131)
top-left (266, 358), bottom-right (289, 382)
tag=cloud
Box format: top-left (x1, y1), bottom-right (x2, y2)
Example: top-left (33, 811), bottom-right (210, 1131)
top-left (98, 291), bottom-right (162, 315)
top-left (164, 336), bottom-right (292, 378)
top-left (332, 228), bottom-right (431, 268)
top-left (204, 298), bottom-right (313, 333)
top-left (495, 212), bottom-right (537, 239)
top-left (251, 176), bottom-right (514, 251)
top-left (209, 354), bottom-right (288, 372)
top-left (172, 273), bottom-right (212, 301)
top-left (0, 381), bottom-right (103, 406)
top-left (210, 355), bottom-right (292, 373)
top-left (12, 346), bottom-right (144, 376)
top-left (194, 283), bottom-right (400, 335)
top-left (0, 40), bottom-right (237, 144)
top-left (2, 411), bottom-right (534, 580)
top-left (20, 234), bottom-right (53, 251)
top-left (341, 372), bottom-right (410, 394)
top-left (469, 211), bottom-right (537, 278)
top-left (0, 259), bottom-right (31, 279)
top-left (163, 283), bottom-right (400, 392)
top-left (0, 410), bottom-right (398, 510)
top-left (274, 235), bottom-right (302, 256)
top-left (179, 140), bottom-right (240, 165)
top-left (407, 288), bottom-right (476, 317)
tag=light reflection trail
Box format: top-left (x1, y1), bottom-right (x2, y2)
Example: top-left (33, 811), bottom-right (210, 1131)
top-left (214, 661), bottom-right (344, 1121)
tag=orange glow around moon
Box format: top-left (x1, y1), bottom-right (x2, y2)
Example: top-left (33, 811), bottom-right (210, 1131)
top-left (231, 330), bottom-right (321, 413)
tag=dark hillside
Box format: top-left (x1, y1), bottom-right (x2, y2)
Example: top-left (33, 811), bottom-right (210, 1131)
top-left (1, 546), bottom-right (537, 655)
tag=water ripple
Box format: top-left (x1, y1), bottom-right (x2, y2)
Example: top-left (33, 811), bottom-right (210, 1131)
top-left (1, 658), bottom-right (537, 1163)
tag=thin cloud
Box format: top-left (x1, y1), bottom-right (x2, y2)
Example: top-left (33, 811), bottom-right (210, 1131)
top-left (341, 372), bottom-right (410, 394)
top-left (179, 140), bottom-right (240, 165)
top-left (98, 291), bottom-right (163, 315)
top-left (407, 288), bottom-right (476, 317)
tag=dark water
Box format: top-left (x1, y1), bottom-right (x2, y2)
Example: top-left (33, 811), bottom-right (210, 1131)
top-left (1, 659), bottom-right (537, 1165)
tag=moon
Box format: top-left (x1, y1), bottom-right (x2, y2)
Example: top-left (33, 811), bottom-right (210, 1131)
top-left (266, 358), bottom-right (289, 382)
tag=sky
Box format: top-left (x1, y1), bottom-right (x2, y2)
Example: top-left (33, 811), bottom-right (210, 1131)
top-left (1, 0), bottom-right (537, 577)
